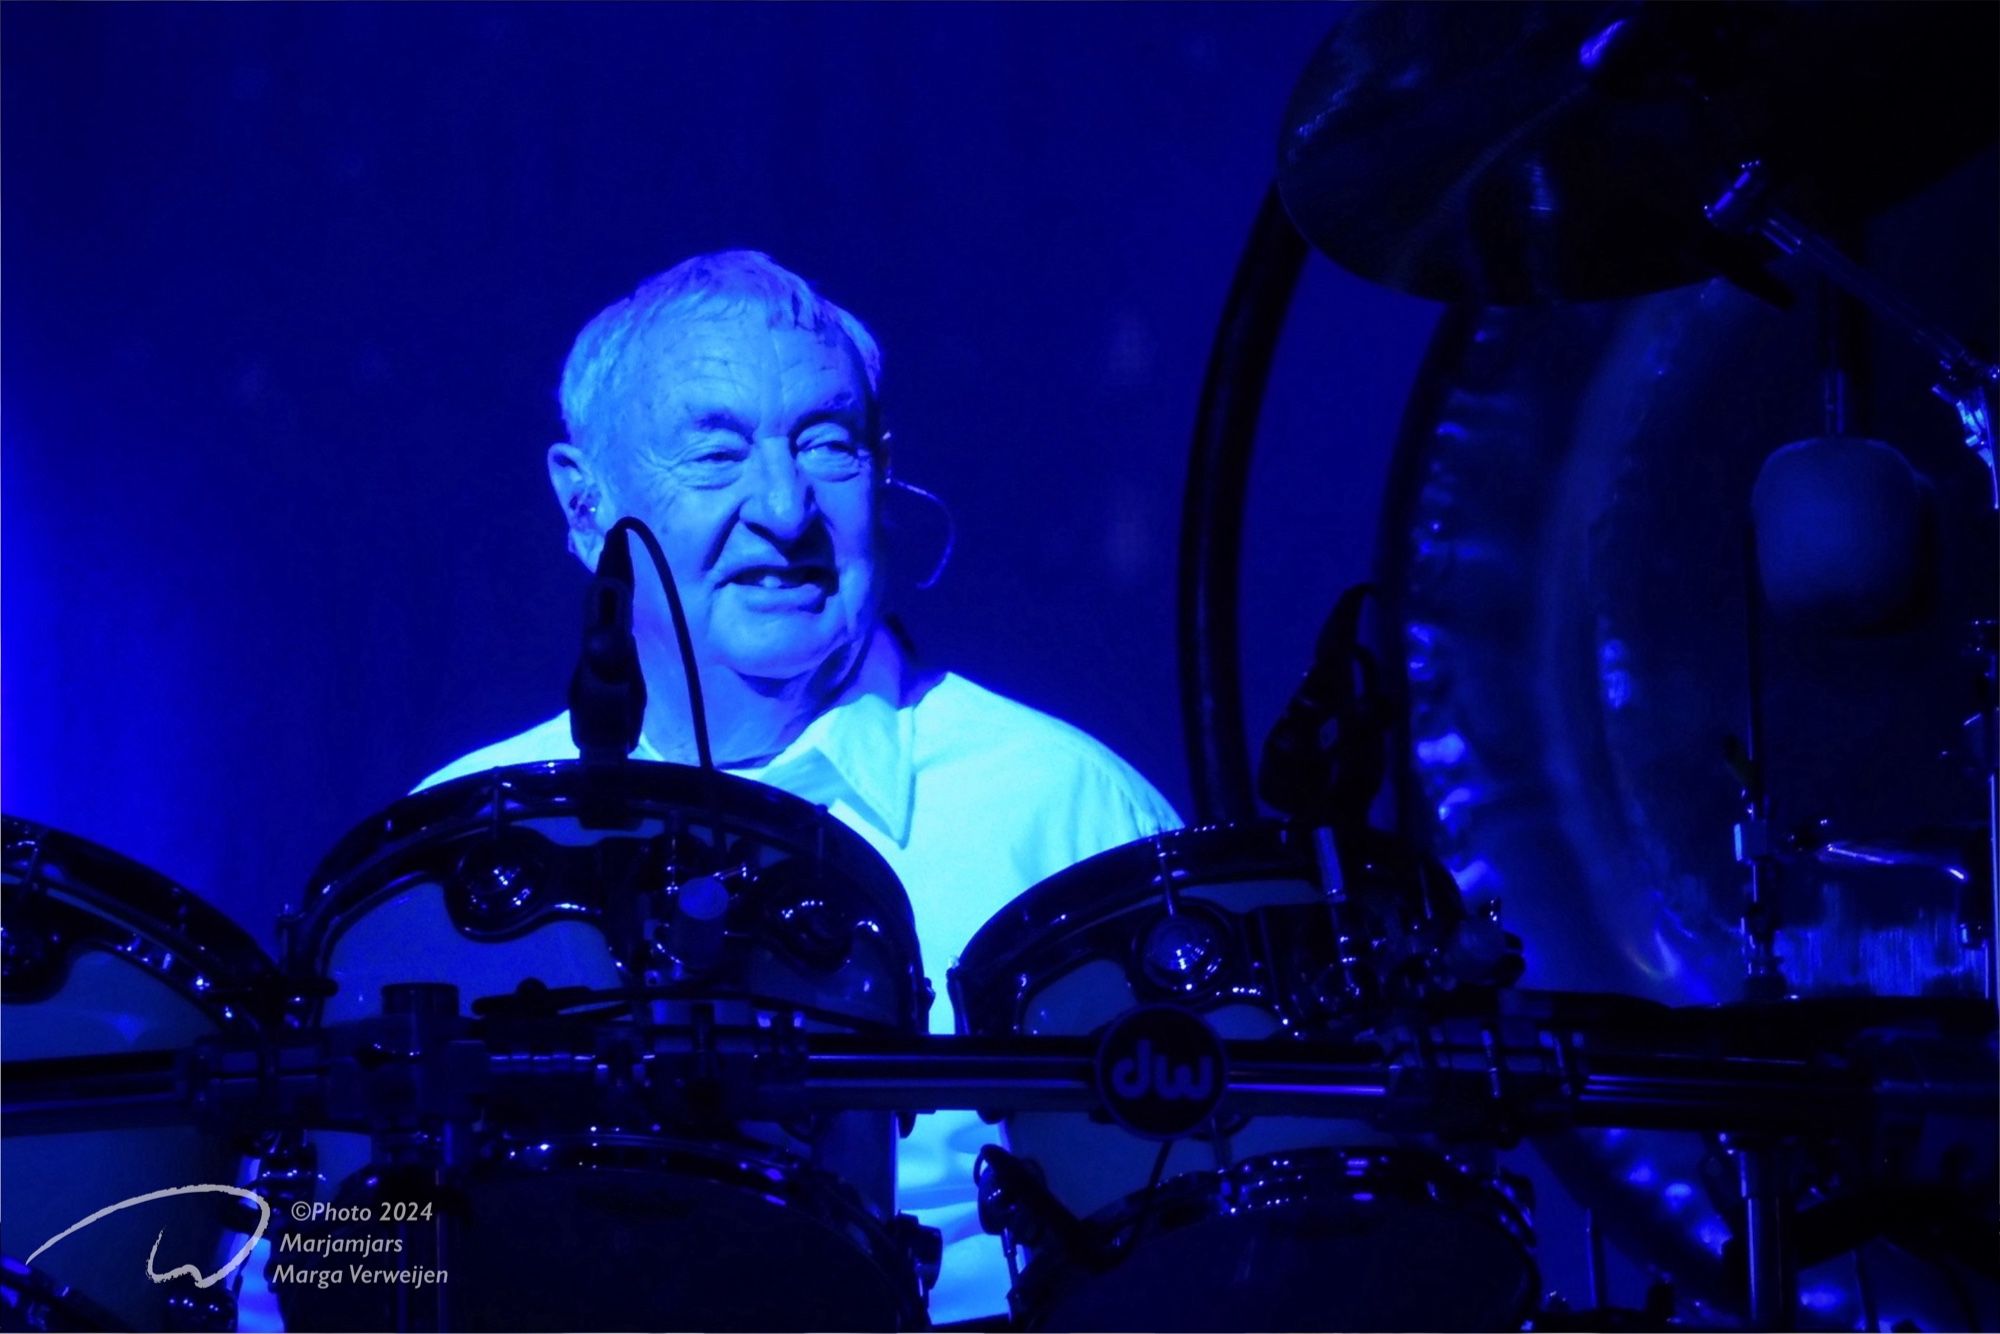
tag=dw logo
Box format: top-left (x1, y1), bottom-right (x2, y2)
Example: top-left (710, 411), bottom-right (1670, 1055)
top-left (1093, 1005), bottom-right (1228, 1139)
top-left (1109, 1038), bottom-right (1216, 1102)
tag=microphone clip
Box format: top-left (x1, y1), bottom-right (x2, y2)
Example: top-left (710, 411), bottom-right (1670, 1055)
top-left (569, 529), bottom-right (646, 767)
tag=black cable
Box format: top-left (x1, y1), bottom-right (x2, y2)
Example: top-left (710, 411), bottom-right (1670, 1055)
top-left (604, 516), bottom-right (714, 772)
top-left (1114, 1135), bottom-right (1191, 1268)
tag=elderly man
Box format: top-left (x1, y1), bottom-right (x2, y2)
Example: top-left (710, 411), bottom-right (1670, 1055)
top-left (419, 250), bottom-right (1181, 1323)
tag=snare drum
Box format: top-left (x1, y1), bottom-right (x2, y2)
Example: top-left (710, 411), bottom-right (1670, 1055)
top-left (2, 817), bottom-right (277, 1333)
top-left (951, 822), bottom-right (1537, 1331)
top-left (278, 761), bottom-right (934, 1332)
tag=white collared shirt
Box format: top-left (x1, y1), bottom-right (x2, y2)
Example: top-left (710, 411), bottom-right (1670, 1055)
top-left (416, 627), bottom-right (1182, 1322)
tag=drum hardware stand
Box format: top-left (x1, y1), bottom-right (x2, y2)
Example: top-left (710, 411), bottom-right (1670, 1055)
top-left (1732, 243), bottom-right (1831, 1003)
top-left (1199, 1110), bottom-right (1233, 1173)
top-left (367, 982), bottom-right (474, 1334)
top-left (1583, 1207), bottom-right (1609, 1313)
top-left (1148, 836), bottom-right (1183, 915)
top-left (1722, 1135), bottom-right (1796, 1332)
top-left (244, 1122), bottom-right (320, 1316)
top-left (1730, 520), bottom-right (1787, 1002)
top-left (1961, 617), bottom-right (2000, 1002)
top-left (1180, 184), bottom-right (1309, 824)
top-left (1711, 159), bottom-right (2000, 1007)
top-left (1707, 163), bottom-right (1999, 500)
top-left (1307, 824), bottom-right (1378, 1014)
top-left (12, 1005), bottom-right (1998, 1134)
top-left (682, 999), bottom-right (733, 1131)
top-left (1311, 824), bottom-right (1346, 903)
top-left (565, 511), bottom-right (729, 986)
top-left (159, 1126), bottom-right (319, 1333)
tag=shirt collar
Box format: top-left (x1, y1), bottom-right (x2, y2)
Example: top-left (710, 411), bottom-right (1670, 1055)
top-left (729, 626), bottom-right (917, 847)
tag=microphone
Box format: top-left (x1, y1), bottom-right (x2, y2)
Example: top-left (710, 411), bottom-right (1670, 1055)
top-left (974, 1146), bottom-right (1093, 1260)
top-left (1257, 583), bottom-right (1389, 827)
top-left (568, 527), bottom-right (646, 765)
top-left (1752, 435), bottom-right (1936, 635)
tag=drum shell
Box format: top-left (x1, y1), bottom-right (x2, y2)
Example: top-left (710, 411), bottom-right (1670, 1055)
top-left (277, 764), bottom-right (928, 1331)
top-left (952, 825), bottom-right (1417, 1230)
top-left (1013, 1148), bottom-right (1535, 1333)
top-left (3, 819), bottom-right (273, 1332)
top-left (1006, 922), bottom-right (1391, 1223)
top-left (281, 1131), bottom-right (923, 1333)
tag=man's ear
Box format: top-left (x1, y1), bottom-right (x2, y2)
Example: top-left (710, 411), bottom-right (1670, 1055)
top-left (548, 442), bottom-right (606, 570)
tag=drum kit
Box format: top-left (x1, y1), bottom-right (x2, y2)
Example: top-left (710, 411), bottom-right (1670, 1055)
top-left (4, 5), bottom-right (1997, 1333)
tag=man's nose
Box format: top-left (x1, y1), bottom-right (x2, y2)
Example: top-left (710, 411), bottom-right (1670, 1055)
top-left (738, 439), bottom-right (814, 538)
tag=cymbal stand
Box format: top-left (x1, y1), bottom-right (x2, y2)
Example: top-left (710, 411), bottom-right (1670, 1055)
top-left (1707, 163), bottom-right (1998, 501)
top-left (1726, 1135), bottom-right (1795, 1332)
top-left (1732, 529), bottom-right (1787, 1001)
top-left (374, 983), bottom-right (464, 1334)
top-left (1971, 619), bottom-right (1999, 1003)
top-left (1710, 162), bottom-right (2000, 1005)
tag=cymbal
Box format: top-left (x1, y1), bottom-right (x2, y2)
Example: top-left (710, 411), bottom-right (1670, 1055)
top-left (1374, 153), bottom-right (1996, 1317)
top-left (1276, 3), bottom-right (1998, 304)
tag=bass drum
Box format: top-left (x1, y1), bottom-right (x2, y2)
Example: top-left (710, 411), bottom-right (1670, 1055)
top-left (278, 761), bottom-right (935, 1333)
top-left (951, 823), bottom-right (1536, 1332)
top-left (1375, 149), bottom-right (2000, 1327)
top-left (2, 817), bottom-right (277, 1333)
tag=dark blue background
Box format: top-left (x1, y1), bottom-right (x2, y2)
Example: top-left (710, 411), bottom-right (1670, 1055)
top-left (2, 3), bottom-right (1440, 943)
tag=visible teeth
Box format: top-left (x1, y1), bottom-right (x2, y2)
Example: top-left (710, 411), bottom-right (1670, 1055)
top-left (738, 568), bottom-right (823, 588)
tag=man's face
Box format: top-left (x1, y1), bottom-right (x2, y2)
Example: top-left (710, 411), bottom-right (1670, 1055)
top-left (594, 312), bottom-right (880, 683)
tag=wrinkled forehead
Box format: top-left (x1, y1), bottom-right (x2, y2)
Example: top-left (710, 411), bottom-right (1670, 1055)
top-left (610, 308), bottom-right (872, 436)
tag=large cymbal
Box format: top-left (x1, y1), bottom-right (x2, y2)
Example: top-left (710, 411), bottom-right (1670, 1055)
top-left (1276, 2), bottom-right (1998, 304)
top-left (1375, 144), bottom-right (1997, 1322)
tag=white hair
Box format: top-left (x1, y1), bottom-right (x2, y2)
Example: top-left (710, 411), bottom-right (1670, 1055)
top-left (558, 250), bottom-right (883, 454)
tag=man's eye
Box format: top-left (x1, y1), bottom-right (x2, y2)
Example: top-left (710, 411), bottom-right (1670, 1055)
top-left (799, 438), bottom-right (871, 467)
top-left (798, 438), bottom-right (870, 481)
top-left (687, 447), bottom-right (747, 468)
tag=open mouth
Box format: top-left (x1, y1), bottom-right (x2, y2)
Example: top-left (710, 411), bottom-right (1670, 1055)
top-left (724, 564), bottom-right (836, 594)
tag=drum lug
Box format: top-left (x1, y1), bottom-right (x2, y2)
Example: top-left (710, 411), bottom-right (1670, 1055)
top-left (446, 833), bottom-right (551, 937)
top-left (654, 875), bottom-right (734, 979)
top-left (1136, 910), bottom-right (1229, 994)
top-left (764, 889), bottom-right (854, 974)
